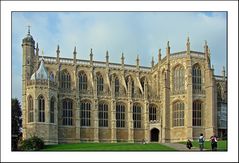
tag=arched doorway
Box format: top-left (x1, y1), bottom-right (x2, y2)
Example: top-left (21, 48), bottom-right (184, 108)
top-left (151, 128), bottom-right (159, 142)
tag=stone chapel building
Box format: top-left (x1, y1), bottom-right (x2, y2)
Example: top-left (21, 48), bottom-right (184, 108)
top-left (21, 28), bottom-right (227, 144)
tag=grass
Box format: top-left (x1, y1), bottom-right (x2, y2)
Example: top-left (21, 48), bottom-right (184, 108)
top-left (180, 140), bottom-right (227, 151)
top-left (43, 143), bottom-right (176, 151)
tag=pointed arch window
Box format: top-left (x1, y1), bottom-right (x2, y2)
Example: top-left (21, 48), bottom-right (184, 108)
top-left (60, 71), bottom-right (71, 89)
top-left (62, 99), bottom-right (73, 125)
top-left (174, 66), bottom-right (185, 93)
top-left (28, 95), bottom-right (34, 123)
top-left (193, 101), bottom-right (202, 126)
top-left (79, 72), bottom-right (87, 91)
top-left (97, 73), bottom-right (104, 92)
top-left (133, 104), bottom-right (141, 128)
top-left (115, 77), bottom-right (120, 95)
top-left (99, 103), bottom-right (108, 127)
top-left (116, 103), bottom-right (125, 128)
top-left (38, 95), bottom-right (45, 122)
top-left (217, 84), bottom-right (222, 100)
top-left (50, 97), bottom-right (55, 123)
top-left (140, 78), bottom-right (145, 93)
top-left (131, 80), bottom-right (135, 95)
top-left (80, 101), bottom-right (91, 127)
top-left (149, 105), bottom-right (157, 121)
top-left (173, 101), bottom-right (184, 127)
top-left (192, 64), bottom-right (202, 93)
top-left (50, 72), bottom-right (54, 81)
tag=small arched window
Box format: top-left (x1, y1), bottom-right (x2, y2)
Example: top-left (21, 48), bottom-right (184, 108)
top-left (149, 105), bottom-right (157, 121)
top-left (60, 71), bottom-right (71, 90)
top-left (115, 77), bottom-right (120, 95)
top-left (50, 72), bottom-right (54, 81)
top-left (79, 72), bottom-right (87, 91)
top-left (140, 77), bottom-right (145, 93)
top-left (217, 83), bottom-right (222, 100)
top-left (38, 95), bottom-right (45, 122)
top-left (131, 80), bottom-right (134, 95)
top-left (28, 95), bottom-right (34, 123)
top-left (97, 73), bottom-right (104, 92)
top-left (50, 97), bottom-right (55, 123)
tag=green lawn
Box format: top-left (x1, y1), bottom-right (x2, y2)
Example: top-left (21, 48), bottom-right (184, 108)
top-left (180, 140), bottom-right (227, 151)
top-left (43, 143), bottom-right (176, 151)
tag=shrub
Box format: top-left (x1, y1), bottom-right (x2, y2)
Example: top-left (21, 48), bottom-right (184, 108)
top-left (19, 136), bottom-right (44, 151)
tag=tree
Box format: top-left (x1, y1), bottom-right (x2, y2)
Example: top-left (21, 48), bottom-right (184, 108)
top-left (11, 98), bottom-right (22, 150)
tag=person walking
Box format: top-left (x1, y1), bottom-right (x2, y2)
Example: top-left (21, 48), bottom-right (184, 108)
top-left (198, 133), bottom-right (205, 151)
top-left (210, 134), bottom-right (218, 151)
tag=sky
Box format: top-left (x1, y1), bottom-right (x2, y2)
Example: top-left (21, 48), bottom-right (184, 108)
top-left (12, 12), bottom-right (227, 101)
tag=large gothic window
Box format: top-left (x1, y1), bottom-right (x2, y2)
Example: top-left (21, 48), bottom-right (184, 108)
top-left (28, 95), bottom-right (34, 123)
top-left (62, 99), bottom-right (73, 125)
top-left (80, 101), bottom-right (91, 127)
top-left (60, 71), bottom-right (71, 90)
top-left (79, 72), bottom-right (87, 91)
top-left (133, 104), bottom-right (141, 128)
top-left (173, 101), bottom-right (184, 127)
top-left (149, 105), bottom-right (157, 121)
top-left (97, 73), bottom-right (104, 92)
top-left (38, 95), bottom-right (45, 122)
top-left (192, 64), bottom-right (202, 93)
top-left (115, 77), bottom-right (120, 95)
top-left (193, 101), bottom-right (202, 126)
top-left (98, 103), bottom-right (108, 127)
top-left (50, 97), bottom-right (55, 123)
top-left (174, 65), bottom-right (185, 93)
top-left (116, 103), bottom-right (125, 128)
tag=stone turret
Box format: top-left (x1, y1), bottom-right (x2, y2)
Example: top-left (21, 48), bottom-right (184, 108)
top-left (56, 45), bottom-right (60, 63)
top-left (90, 48), bottom-right (93, 65)
top-left (121, 53), bottom-right (125, 68)
top-left (222, 66), bottom-right (226, 80)
top-left (151, 56), bottom-right (155, 67)
top-left (186, 36), bottom-right (190, 55)
top-left (22, 26), bottom-right (35, 140)
top-left (36, 43), bottom-right (39, 62)
top-left (106, 50), bottom-right (109, 66)
top-left (73, 46), bottom-right (77, 64)
top-left (136, 55), bottom-right (140, 70)
top-left (158, 48), bottom-right (161, 64)
top-left (166, 41), bottom-right (170, 59)
top-left (204, 40), bottom-right (211, 68)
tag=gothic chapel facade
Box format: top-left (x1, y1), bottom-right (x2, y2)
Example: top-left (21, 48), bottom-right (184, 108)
top-left (22, 29), bottom-right (226, 144)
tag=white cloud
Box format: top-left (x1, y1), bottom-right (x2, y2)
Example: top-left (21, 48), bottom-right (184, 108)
top-left (12, 12), bottom-right (227, 101)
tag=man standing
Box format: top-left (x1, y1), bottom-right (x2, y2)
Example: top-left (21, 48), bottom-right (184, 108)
top-left (198, 133), bottom-right (205, 151)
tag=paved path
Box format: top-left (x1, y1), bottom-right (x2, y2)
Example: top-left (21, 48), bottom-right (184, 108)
top-left (163, 143), bottom-right (205, 151)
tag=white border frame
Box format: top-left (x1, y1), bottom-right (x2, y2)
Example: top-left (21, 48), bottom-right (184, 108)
top-left (1, 1), bottom-right (238, 162)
